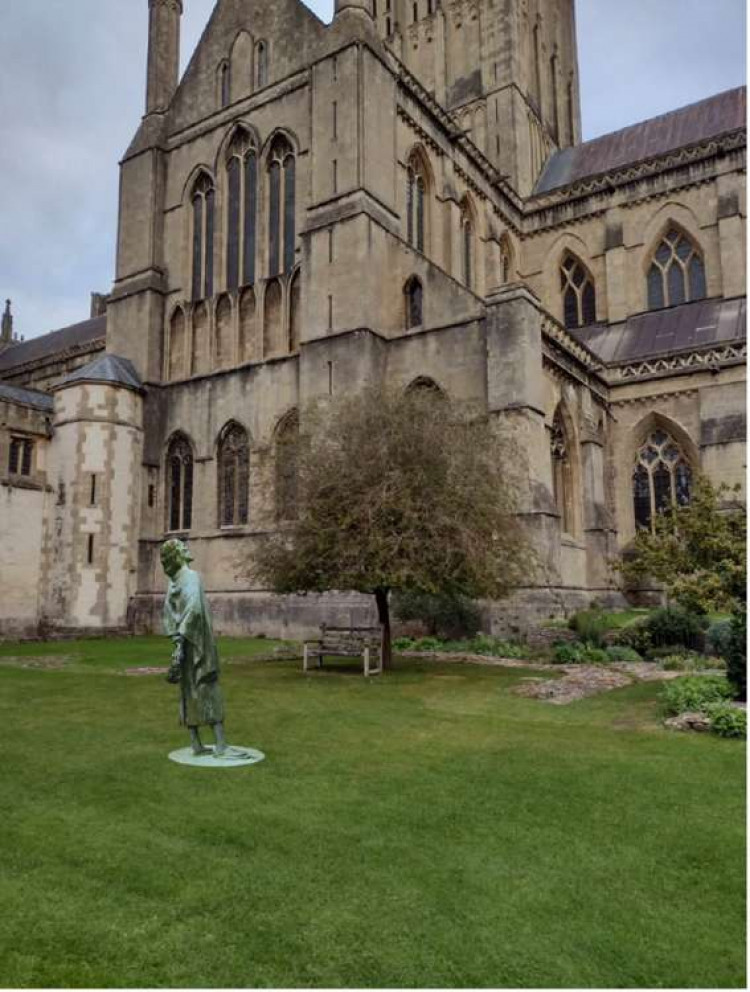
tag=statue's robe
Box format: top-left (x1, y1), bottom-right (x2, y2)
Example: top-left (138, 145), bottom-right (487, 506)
top-left (163, 566), bottom-right (225, 728)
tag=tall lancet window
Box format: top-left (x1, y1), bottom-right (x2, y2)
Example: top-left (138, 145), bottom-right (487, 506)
top-left (166, 434), bottom-right (194, 533)
top-left (191, 173), bottom-right (215, 302)
top-left (226, 130), bottom-right (258, 291)
top-left (218, 422), bottom-right (250, 527)
top-left (268, 135), bottom-right (296, 277)
top-left (647, 227), bottom-right (707, 311)
top-left (560, 253), bottom-right (596, 329)
top-left (633, 429), bottom-right (693, 533)
top-left (406, 151), bottom-right (428, 253)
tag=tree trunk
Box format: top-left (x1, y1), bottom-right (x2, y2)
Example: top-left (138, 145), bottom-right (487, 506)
top-left (375, 587), bottom-right (392, 671)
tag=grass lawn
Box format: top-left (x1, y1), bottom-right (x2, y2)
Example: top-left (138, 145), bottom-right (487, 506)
top-left (0, 636), bottom-right (745, 988)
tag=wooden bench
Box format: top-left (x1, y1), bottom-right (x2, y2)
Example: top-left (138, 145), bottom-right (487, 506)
top-left (303, 624), bottom-right (383, 677)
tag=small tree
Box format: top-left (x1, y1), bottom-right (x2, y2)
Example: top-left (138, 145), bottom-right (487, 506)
top-left (618, 477), bottom-right (746, 614)
top-left (254, 388), bottom-right (531, 669)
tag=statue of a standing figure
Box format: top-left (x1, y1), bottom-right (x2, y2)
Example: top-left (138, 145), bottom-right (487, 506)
top-left (161, 539), bottom-right (228, 757)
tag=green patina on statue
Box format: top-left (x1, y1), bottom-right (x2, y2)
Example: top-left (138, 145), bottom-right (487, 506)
top-left (161, 539), bottom-right (228, 757)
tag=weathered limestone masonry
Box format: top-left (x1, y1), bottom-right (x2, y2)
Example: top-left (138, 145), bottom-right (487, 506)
top-left (0, 0), bottom-right (745, 638)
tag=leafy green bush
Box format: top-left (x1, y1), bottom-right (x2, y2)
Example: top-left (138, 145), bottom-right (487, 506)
top-left (411, 636), bottom-right (444, 653)
top-left (646, 606), bottom-right (708, 651)
top-left (661, 676), bottom-right (733, 716)
top-left (725, 607), bottom-right (747, 702)
top-left (568, 607), bottom-right (609, 647)
top-left (553, 642), bottom-right (585, 664)
top-left (392, 590), bottom-right (481, 640)
top-left (553, 642), bottom-right (608, 665)
top-left (612, 620), bottom-right (653, 657)
top-left (393, 636), bottom-right (416, 652)
top-left (704, 702), bottom-right (747, 739)
top-left (448, 635), bottom-right (531, 659)
top-left (706, 619), bottom-right (733, 659)
top-left (393, 634), bottom-right (533, 660)
top-left (605, 645), bottom-right (643, 664)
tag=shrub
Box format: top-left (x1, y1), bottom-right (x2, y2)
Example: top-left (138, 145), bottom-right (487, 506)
top-left (568, 608), bottom-right (609, 647)
top-left (660, 676), bottom-right (733, 716)
top-left (605, 645), bottom-right (643, 664)
top-left (392, 590), bottom-right (481, 640)
top-left (453, 635), bottom-right (532, 659)
top-left (704, 702), bottom-right (747, 739)
top-left (706, 618), bottom-right (733, 659)
top-left (553, 642), bottom-right (608, 665)
top-left (725, 607), bottom-right (747, 702)
top-left (553, 642), bottom-right (585, 664)
top-left (612, 620), bottom-right (652, 657)
top-left (411, 636), bottom-right (444, 653)
top-left (393, 636), bottom-right (416, 652)
top-left (646, 606), bottom-right (708, 651)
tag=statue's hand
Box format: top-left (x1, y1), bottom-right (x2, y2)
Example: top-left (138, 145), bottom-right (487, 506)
top-left (165, 662), bottom-right (181, 685)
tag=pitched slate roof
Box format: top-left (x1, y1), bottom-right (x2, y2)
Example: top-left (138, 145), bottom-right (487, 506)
top-left (535, 87), bottom-right (746, 195)
top-left (0, 315), bottom-right (106, 372)
top-left (0, 382), bottom-right (54, 412)
top-left (59, 353), bottom-right (143, 393)
top-left (570, 297), bottom-right (746, 366)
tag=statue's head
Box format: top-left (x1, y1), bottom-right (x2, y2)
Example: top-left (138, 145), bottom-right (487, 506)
top-left (160, 539), bottom-right (193, 578)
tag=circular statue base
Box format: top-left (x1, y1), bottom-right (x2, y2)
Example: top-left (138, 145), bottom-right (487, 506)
top-left (168, 745), bottom-right (265, 768)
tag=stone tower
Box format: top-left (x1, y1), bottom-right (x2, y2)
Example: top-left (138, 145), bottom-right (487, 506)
top-left (375, 0), bottom-right (581, 195)
top-left (107, 0), bottom-right (183, 381)
top-left (146, 0), bottom-right (183, 115)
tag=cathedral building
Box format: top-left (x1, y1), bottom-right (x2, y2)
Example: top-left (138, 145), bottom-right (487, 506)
top-left (0, 0), bottom-right (746, 637)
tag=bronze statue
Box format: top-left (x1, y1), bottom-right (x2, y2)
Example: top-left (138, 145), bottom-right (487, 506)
top-left (160, 539), bottom-right (228, 757)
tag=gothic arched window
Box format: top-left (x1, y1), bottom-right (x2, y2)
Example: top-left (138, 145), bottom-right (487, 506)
top-left (406, 152), bottom-right (428, 253)
top-left (218, 422), bottom-right (249, 527)
top-left (166, 434), bottom-right (194, 532)
top-left (404, 276), bottom-right (423, 329)
top-left (191, 173), bottom-right (215, 302)
top-left (550, 406), bottom-right (574, 535)
top-left (226, 130), bottom-right (258, 291)
top-left (460, 200), bottom-right (474, 290)
top-left (560, 253), bottom-right (596, 329)
top-left (633, 429), bottom-right (693, 532)
top-left (268, 136), bottom-right (296, 277)
top-left (275, 411), bottom-right (300, 522)
top-left (647, 227), bottom-right (707, 310)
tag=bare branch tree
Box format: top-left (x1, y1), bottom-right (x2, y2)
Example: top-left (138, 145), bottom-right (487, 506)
top-left (253, 388), bottom-right (533, 668)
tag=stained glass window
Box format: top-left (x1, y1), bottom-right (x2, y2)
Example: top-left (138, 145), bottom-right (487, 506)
top-left (218, 423), bottom-right (249, 527)
top-left (406, 151), bottom-right (428, 253)
top-left (405, 276), bottom-right (423, 329)
top-left (166, 435), bottom-right (194, 532)
top-left (647, 227), bottom-right (706, 310)
top-left (225, 130), bottom-right (257, 291)
top-left (268, 136), bottom-right (295, 278)
top-left (191, 173), bottom-right (215, 302)
top-left (632, 429), bottom-right (693, 532)
top-left (560, 253), bottom-right (596, 329)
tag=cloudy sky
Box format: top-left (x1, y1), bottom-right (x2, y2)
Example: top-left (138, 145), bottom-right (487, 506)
top-left (0, 0), bottom-right (745, 341)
